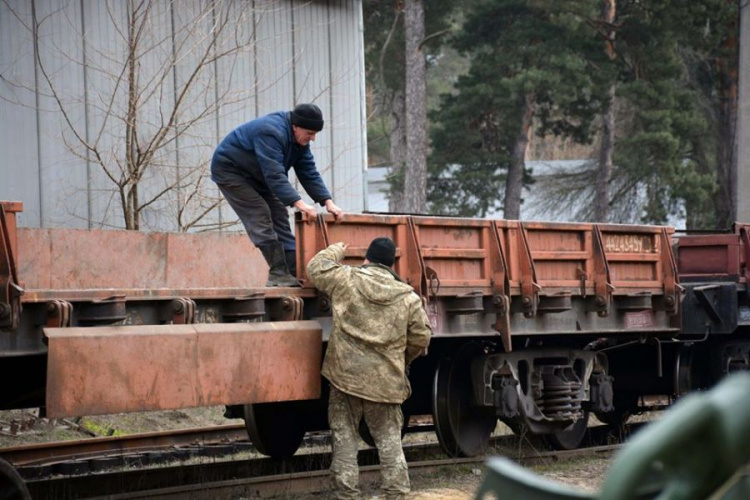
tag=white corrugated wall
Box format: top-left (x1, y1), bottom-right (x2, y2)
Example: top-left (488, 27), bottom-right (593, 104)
top-left (0, 0), bottom-right (367, 230)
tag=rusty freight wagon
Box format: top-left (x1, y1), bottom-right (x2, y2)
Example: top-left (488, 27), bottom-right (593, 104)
top-left (298, 213), bottom-right (682, 455)
top-left (1, 200), bottom-right (693, 469)
top-left (671, 225), bottom-right (750, 391)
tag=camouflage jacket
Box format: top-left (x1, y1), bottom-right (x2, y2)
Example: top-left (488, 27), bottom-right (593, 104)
top-left (307, 243), bottom-right (432, 404)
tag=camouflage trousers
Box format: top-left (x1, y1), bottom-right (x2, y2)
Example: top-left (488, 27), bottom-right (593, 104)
top-left (328, 385), bottom-right (409, 500)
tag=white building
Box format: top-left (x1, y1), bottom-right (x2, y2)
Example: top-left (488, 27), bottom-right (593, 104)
top-left (0, 0), bottom-right (366, 231)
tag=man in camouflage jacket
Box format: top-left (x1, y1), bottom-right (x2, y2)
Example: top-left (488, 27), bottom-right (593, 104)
top-left (307, 237), bottom-right (432, 499)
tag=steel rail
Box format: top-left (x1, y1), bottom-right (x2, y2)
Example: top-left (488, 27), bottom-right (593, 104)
top-left (87, 445), bottom-right (622, 500)
top-left (0, 424), bottom-right (248, 466)
top-left (22, 428), bottom-right (626, 500)
top-left (5, 418), bottom-right (639, 469)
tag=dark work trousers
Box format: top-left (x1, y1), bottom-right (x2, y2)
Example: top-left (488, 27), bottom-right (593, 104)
top-left (217, 182), bottom-right (295, 251)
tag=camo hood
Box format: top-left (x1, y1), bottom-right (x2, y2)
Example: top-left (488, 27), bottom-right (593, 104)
top-left (352, 264), bottom-right (412, 305)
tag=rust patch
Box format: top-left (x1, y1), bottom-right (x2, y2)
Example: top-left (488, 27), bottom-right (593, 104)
top-left (17, 228), bottom-right (266, 291)
top-left (44, 321), bottom-right (322, 418)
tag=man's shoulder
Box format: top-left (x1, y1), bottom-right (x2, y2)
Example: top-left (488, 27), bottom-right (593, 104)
top-left (239, 112), bottom-right (289, 137)
top-left (405, 288), bottom-right (423, 305)
top-left (263, 111), bottom-right (290, 125)
top-left (398, 283), bottom-right (424, 306)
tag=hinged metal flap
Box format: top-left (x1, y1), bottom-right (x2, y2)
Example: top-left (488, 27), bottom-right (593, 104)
top-left (44, 321), bottom-right (322, 418)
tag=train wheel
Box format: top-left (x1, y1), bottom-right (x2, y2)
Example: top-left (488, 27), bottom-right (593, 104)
top-left (432, 342), bottom-right (496, 457)
top-left (545, 410), bottom-right (590, 450)
top-left (243, 401), bottom-right (306, 458)
top-left (675, 344), bottom-right (695, 397)
top-left (0, 458), bottom-right (30, 500)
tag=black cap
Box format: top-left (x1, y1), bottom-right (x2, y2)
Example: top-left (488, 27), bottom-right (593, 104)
top-left (365, 237), bottom-right (396, 267)
top-left (291, 103), bottom-right (324, 132)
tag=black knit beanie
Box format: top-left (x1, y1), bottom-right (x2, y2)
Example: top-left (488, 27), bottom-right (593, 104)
top-left (365, 237), bottom-right (396, 267)
top-left (291, 103), bottom-right (324, 132)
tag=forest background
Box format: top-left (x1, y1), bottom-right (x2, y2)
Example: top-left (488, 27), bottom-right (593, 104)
top-left (365, 0), bottom-right (741, 229)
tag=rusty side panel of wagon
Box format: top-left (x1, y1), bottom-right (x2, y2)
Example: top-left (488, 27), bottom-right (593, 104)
top-left (674, 224), bottom-right (750, 335)
top-left (298, 214), bottom-right (681, 349)
top-left (675, 226), bottom-right (749, 283)
top-left (1, 201), bottom-right (322, 417)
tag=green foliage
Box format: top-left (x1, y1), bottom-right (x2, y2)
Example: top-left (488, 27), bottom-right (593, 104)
top-left (364, 0), bottom-right (739, 227)
top-left (610, 0), bottom-right (737, 227)
top-left (367, 113), bottom-right (392, 167)
top-left (613, 80), bottom-right (713, 224)
top-left (428, 0), bottom-right (609, 216)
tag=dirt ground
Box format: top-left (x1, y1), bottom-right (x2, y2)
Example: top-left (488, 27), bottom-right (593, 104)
top-left (0, 407), bottom-right (609, 499)
top-left (0, 406), bottom-right (232, 448)
top-left (410, 456), bottom-right (608, 499)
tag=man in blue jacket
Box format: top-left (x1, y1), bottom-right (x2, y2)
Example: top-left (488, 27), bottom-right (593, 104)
top-left (211, 103), bottom-right (343, 287)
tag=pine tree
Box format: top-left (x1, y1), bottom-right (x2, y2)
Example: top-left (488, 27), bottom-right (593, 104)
top-left (429, 0), bottom-right (608, 218)
top-left (610, 0), bottom-right (737, 227)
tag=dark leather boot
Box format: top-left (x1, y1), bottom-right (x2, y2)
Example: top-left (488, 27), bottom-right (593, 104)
top-left (259, 243), bottom-right (300, 287)
top-left (285, 250), bottom-right (297, 277)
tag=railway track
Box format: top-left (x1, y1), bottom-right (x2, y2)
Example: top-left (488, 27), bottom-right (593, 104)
top-left (4, 421), bottom-right (637, 499)
top-left (81, 447), bottom-right (621, 500)
top-left (0, 424), bottom-right (250, 467)
top-left (25, 442), bottom-right (621, 500)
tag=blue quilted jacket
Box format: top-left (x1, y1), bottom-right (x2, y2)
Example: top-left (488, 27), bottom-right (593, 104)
top-left (211, 111), bottom-right (331, 206)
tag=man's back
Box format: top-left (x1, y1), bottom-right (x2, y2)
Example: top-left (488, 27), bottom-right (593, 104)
top-left (307, 243), bottom-right (431, 404)
top-left (210, 111), bottom-right (291, 184)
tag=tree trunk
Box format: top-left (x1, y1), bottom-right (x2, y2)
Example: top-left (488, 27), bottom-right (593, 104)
top-left (714, 27), bottom-right (738, 229)
top-left (505, 93), bottom-right (534, 220)
top-left (403, 0), bottom-right (427, 214)
top-left (126, 183), bottom-right (139, 230)
top-left (594, 84), bottom-right (615, 222)
top-left (388, 89), bottom-right (407, 212)
top-left (125, 0), bottom-right (139, 230)
top-left (594, 0), bottom-right (617, 222)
